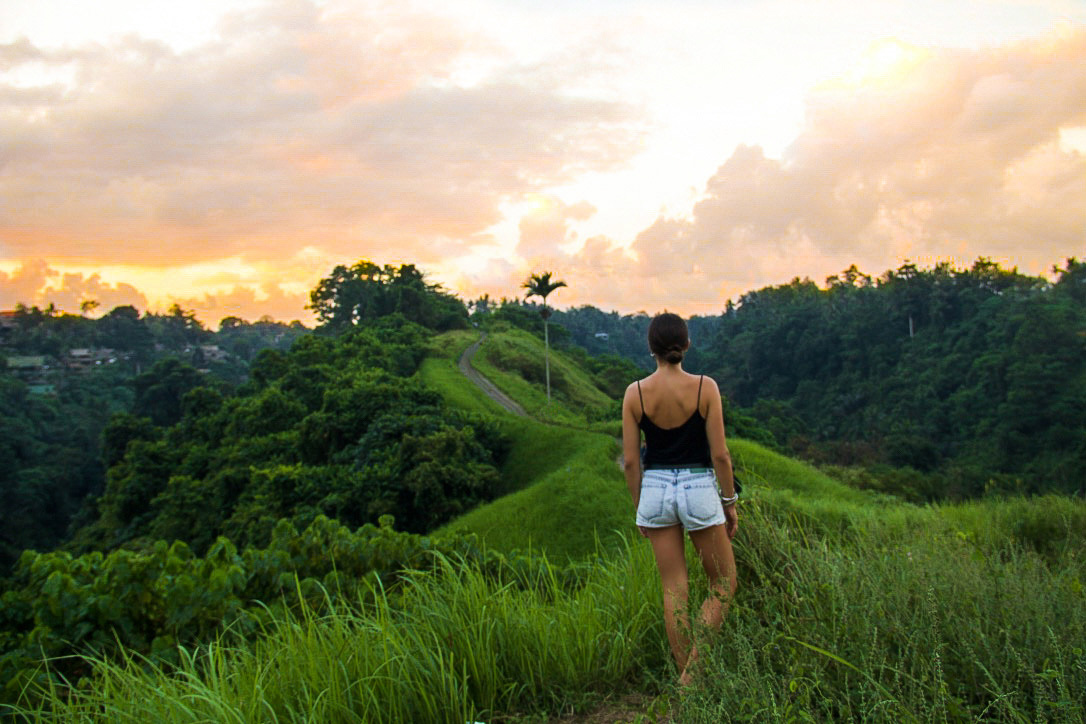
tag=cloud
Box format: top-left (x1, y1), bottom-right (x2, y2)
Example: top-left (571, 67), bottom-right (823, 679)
top-left (516, 196), bottom-right (596, 260)
top-left (591, 27), bottom-right (1086, 313)
top-left (169, 282), bottom-right (312, 326)
top-left (0, 259), bottom-right (149, 312)
top-left (0, 0), bottom-right (646, 268)
top-left (4, 7), bottom-right (1083, 322)
top-left (0, 257), bottom-right (315, 324)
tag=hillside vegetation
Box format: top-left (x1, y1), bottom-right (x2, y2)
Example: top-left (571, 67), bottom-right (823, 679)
top-left (3, 261), bottom-right (1085, 721)
top-left (10, 443), bottom-right (1084, 721)
top-left (420, 328), bottom-right (630, 558)
top-left (549, 258), bottom-right (1086, 501)
top-left (0, 306), bottom-right (307, 568)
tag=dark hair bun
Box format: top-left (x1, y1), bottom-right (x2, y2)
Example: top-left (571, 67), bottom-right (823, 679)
top-left (648, 312), bottom-right (689, 364)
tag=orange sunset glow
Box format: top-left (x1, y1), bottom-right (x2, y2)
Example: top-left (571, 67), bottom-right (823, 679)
top-left (2, 1), bottom-right (1084, 325)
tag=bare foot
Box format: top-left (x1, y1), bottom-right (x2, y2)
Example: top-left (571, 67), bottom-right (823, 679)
top-left (678, 646), bottom-right (699, 687)
top-left (678, 667), bottom-right (693, 687)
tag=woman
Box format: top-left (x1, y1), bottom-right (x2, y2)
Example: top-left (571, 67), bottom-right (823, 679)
top-left (622, 312), bottom-right (738, 686)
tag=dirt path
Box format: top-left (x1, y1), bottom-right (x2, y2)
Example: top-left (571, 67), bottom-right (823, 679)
top-left (458, 332), bottom-right (528, 417)
top-left (459, 332), bottom-right (628, 471)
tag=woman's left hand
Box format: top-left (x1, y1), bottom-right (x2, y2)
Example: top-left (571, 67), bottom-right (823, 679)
top-left (724, 505), bottom-right (738, 540)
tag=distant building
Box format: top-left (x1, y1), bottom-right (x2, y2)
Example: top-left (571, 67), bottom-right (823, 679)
top-left (65, 348), bottom-right (117, 373)
top-left (6, 355), bottom-right (47, 369)
top-left (198, 344), bottom-right (230, 362)
top-left (5, 355), bottom-right (50, 383)
top-left (594, 332), bottom-right (610, 341)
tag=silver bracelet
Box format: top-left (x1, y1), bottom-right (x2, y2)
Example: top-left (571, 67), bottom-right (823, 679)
top-left (720, 492), bottom-right (738, 506)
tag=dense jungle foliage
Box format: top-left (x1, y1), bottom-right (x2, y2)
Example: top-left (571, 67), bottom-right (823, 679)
top-left (70, 318), bottom-right (507, 554)
top-left (0, 263), bottom-right (509, 708)
top-left (542, 258), bottom-right (1086, 499)
top-left (1, 256), bottom-right (1084, 720)
top-left (0, 306), bottom-right (308, 569)
top-left (0, 261), bottom-right (472, 570)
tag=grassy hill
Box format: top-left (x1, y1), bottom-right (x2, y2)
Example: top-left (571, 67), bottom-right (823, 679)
top-left (469, 326), bottom-right (613, 424)
top-left (15, 327), bottom-right (1086, 722)
top-left (419, 329), bottom-right (630, 558)
top-left (420, 328), bottom-right (1086, 721)
top-left (420, 328), bottom-right (909, 557)
top-left (422, 328), bottom-right (1086, 562)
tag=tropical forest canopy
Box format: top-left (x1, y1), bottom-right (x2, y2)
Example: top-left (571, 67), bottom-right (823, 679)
top-left (0, 263), bottom-right (509, 703)
top-left (1, 256), bottom-right (1084, 718)
top-left (5, 256), bottom-right (1085, 573)
top-left (541, 258), bottom-right (1086, 499)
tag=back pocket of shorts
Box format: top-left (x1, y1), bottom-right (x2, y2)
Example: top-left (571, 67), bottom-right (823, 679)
top-left (637, 482), bottom-right (667, 522)
top-left (683, 483), bottom-right (720, 523)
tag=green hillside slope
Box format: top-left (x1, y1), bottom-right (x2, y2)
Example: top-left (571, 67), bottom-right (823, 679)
top-left (471, 326), bottom-right (612, 424)
top-left (438, 429), bottom-right (628, 559)
top-left (420, 330), bottom-right (630, 557)
top-left (422, 327), bottom-right (1086, 564)
top-left (14, 325), bottom-right (1085, 722)
top-left (419, 328), bottom-right (903, 559)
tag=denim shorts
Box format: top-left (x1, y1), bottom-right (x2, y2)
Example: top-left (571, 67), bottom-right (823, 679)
top-left (636, 468), bottom-right (727, 530)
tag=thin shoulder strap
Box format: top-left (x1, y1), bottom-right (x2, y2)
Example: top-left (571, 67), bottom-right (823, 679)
top-left (696, 375), bottom-right (704, 412)
top-left (636, 380), bottom-right (645, 419)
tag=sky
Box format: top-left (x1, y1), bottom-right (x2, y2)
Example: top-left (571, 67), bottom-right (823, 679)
top-left (1, 0), bottom-right (1085, 325)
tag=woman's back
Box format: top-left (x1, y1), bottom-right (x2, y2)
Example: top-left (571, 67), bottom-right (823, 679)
top-left (636, 371), bottom-right (706, 429)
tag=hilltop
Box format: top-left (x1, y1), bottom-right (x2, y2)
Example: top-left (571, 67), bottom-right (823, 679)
top-left (3, 312), bottom-right (1085, 721)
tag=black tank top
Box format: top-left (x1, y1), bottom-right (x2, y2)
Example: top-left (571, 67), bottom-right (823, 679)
top-left (637, 375), bottom-right (712, 467)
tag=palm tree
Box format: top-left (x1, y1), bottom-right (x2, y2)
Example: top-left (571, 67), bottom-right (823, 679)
top-left (522, 271), bottom-right (567, 403)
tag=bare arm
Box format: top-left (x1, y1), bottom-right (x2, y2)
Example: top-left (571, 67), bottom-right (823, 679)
top-left (621, 383), bottom-right (643, 508)
top-left (703, 376), bottom-right (738, 538)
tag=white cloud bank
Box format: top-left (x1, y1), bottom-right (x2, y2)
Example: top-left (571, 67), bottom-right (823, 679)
top-left (1, 2), bottom-right (1083, 321)
top-left (518, 29), bottom-right (1086, 314)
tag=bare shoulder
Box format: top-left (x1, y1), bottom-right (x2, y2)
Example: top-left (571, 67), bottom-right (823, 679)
top-left (697, 375), bottom-right (722, 415)
top-left (698, 374), bottom-right (721, 394)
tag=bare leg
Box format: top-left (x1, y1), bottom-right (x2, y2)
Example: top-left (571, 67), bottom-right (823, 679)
top-left (645, 525), bottom-right (691, 673)
top-left (680, 524), bottom-right (737, 685)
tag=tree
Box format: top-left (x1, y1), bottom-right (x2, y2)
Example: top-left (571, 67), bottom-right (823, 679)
top-left (522, 271), bottom-right (567, 403)
top-left (132, 358), bottom-right (207, 427)
top-left (98, 305), bottom-right (152, 356)
top-left (307, 260), bottom-right (467, 332)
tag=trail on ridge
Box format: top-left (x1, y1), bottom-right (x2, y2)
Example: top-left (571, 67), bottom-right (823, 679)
top-left (458, 331), bottom-right (628, 471)
top-left (458, 332), bottom-right (528, 417)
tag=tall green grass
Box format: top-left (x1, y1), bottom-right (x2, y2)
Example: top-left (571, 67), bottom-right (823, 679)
top-left (10, 544), bottom-right (668, 723)
top-left (936, 494), bottom-right (1086, 560)
top-left (12, 494), bottom-right (1084, 722)
top-left (677, 494), bottom-right (1086, 722)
